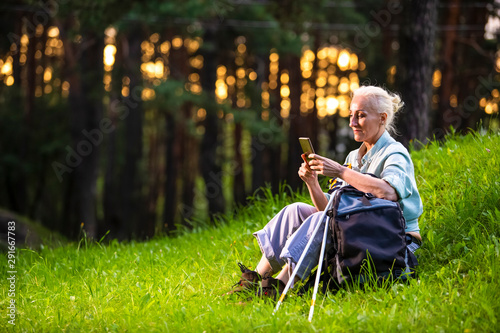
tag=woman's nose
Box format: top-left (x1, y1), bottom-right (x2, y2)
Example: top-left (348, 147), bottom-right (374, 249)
top-left (349, 116), bottom-right (357, 127)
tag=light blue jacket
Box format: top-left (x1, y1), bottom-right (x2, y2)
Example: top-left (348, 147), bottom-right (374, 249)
top-left (328, 131), bottom-right (423, 232)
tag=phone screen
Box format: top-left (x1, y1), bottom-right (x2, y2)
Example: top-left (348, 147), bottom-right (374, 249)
top-left (299, 137), bottom-right (315, 162)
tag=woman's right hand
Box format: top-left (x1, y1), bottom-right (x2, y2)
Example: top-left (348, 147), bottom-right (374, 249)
top-left (298, 154), bottom-right (318, 186)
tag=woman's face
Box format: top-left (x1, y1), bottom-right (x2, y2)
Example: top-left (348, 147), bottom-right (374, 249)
top-left (349, 95), bottom-right (386, 144)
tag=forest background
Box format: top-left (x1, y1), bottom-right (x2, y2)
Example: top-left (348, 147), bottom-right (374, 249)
top-left (0, 0), bottom-right (499, 242)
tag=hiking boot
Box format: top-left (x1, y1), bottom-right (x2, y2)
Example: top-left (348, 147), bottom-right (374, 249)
top-left (227, 263), bottom-right (261, 295)
top-left (257, 276), bottom-right (285, 300)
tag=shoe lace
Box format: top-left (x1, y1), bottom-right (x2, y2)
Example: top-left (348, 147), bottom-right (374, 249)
top-left (238, 262), bottom-right (250, 273)
top-left (232, 263), bottom-right (258, 287)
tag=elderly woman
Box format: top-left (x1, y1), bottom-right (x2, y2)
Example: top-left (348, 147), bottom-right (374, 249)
top-left (231, 85), bottom-right (423, 297)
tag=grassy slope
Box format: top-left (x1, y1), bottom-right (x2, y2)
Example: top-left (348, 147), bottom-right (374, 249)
top-left (2, 131), bottom-right (499, 332)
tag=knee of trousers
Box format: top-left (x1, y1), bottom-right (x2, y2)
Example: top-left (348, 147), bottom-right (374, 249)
top-left (284, 202), bottom-right (316, 220)
top-left (268, 202), bottom-right (316, 237)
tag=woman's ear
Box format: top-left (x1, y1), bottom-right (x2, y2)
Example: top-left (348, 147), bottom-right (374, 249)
top-left (380, 112), bottom-right (388, 125)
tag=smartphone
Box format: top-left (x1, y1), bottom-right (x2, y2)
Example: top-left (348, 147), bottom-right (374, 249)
top-left (299, 137), bottom-right (315, 162)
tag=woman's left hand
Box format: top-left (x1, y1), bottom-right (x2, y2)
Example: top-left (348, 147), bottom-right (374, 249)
top-left (308, 154), bottom-right (344, 178)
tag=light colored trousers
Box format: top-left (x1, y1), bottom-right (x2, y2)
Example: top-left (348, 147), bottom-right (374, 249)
top-left (253, 202), bottom-right (420, 280)
top-left (253, 203), bottom-right (329, 280)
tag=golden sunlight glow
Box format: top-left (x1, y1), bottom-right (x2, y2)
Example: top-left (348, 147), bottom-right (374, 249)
top-left (186, 38), bottom-right (201, 54)
top-left (337, 95), bottom-right (350, 117)
top-left (160, 41), bottom-right (171, 54)
top-left (190, 83), bottom-right (202, 95)
top-left (480, 97), bottom-right (487, 108)
top-left (122, 87), bottom-right (129, 97)
top-left (316, 76), bottom-right (327, 88)
top-left (338, 77), bottom-right (350, 94)
top-left (387, 65), bottom-right (396, 84)
top-left (216, 86), bottom-right (228, 100)
top-left (304, 49), bottom-right (315, 62)
top-left (318, 59), bottom-right (329, 69)
top-left (485, 103), bottom-right (493, 114)
top-left (301, 61), bottom-right (313, 72)
top-left (280, 72), bottom-right (289, 84)
top-left (61, 81), bottom-right (70, 97)
top-left (236, 68), bottom-right (246, 79)
top-left (216, 65), bottom-right (228, 102)
top-left (172, 37), bottom-right (183, 49)
top-left (43, 67), bottom-right (52, 82)
top-left (47, 26), bottom-right (60, 38)
top-left (337, 50), bottom-right (350, 71)
top-left (190, 55), bottom-right (203, 69)
top-left (1, 57), bottom-right (13, 76)
top-left (328, 75), bottom-right (339, 87)
top-left (326, 96), bottom-right (339, 115)
top-left (154, 60), bottom-right (164, 78)
top-left (226, 75), bottom-right (236, 86)
top-left (270, 52), bottom-right (279, 63)
top-left (150, 33), bottom-right (160, 43)
top-left (217, 66), bottom-right (227, 76)
top-left (103, 44), bottom-right (116, 68)
top-left (142, 87), bottom-right (156, 101)
top-left (450, 94), bottom-right (458, 108)
top-left (5, 76), bottom-right (14, 86)
top-left (237, 43), bottom-right (246, 54)
top-left (317, 48), bottom-right (328, 60)
top-left (249, 71), bottom-right (257, 81)
top-left (350, 81), bottom-right (359, 92)
top-left (328, 47), bottom-right (338, 62)
top-left (197, 108), bottom-right (207, 121)
top-left (432, 70), bottom-right (442, 88)
top-left (280, 86), bottom-right (290, 98)
top-left (349, 54), bottom-right (358, 70)
top-left (21, 34), bottom-right (29, 46)
top-left (261, 85), bottom-right (270, 111)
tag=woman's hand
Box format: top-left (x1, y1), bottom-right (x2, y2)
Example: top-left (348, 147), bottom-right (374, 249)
top-left (298, 154), bottom-right (318, 186)
top-left (308, 154), bottom-right (344, 178)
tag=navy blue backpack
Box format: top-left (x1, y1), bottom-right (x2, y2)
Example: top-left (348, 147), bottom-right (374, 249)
top-left (302, 183), bottom-right (418, 293)
top-left (327, 184), bottom-right (418, 287)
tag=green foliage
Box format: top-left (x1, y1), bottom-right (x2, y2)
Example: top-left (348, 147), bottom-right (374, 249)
top-left (1, 131), bottom-right (499, 332)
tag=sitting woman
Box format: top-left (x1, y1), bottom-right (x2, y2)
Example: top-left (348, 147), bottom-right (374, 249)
top-left (230, 85), bottom-right (423, 297)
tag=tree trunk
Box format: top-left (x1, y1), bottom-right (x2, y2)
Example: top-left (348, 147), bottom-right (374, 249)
top-left (455, 2), bottom-right (490, 132)
top-left (251, 53), bottom-right (267, 193)
top-left (103, 101), bottom-right (121, 237)
top-left (163, 111), bottom-right (181, 233)
top-left (396, 0), bottom-right (438, 147)
top-left (162, 32), bottom-right (197, 231)
top-left (5, 11), bottom-right (28, 215)
top-left (200, 26), bottom-right (225, 217)
top-left (233, 121), bottom-right (246, 206)
top-left (181, 108), bottom-right (197, 224)
top-left (436, 0), bottom-right (461, 137)
top-left (284, 54), bottom-right (303, 190)
top-left (121, 25), bottom-right (145, 239)
top-left (62, 27), bottom-right (103, 239)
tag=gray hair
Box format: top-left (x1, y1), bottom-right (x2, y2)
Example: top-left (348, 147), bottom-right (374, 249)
top-left (351, 85), bottom-right (404, 135)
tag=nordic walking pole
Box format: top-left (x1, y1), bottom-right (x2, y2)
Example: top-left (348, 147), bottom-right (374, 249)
top-left (308, 190), bottom-right (339, 322)
top-left (273, 191), bottom-right (337, 315)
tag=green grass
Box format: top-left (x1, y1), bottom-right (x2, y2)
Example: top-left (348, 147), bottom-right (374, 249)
top-left (2, 131), bottom-right (500, 332)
